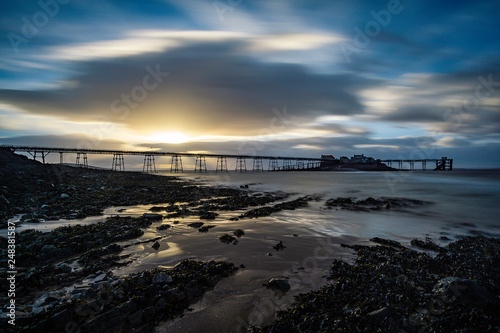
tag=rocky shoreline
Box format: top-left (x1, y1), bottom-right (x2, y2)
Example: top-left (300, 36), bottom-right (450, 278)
top-left (251, 236), bottom-right (500, 332)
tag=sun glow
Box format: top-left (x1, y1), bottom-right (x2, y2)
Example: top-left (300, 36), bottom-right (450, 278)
top-left (150, 131), bottom-right (191, 144)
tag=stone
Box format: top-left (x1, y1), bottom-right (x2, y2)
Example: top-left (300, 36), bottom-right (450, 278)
top-left (57, 263), bottom-right (72, 273)
top-left (129, 309), bottom-right (144, 327)
top-left (41, 244), bottom-right (55, 253)
top-left (152, 272), bottom-right (173, 284)
top-left (233, 229), bottom-right (245, 237)
top-left (433, 277), bottom-right (495, 307)
top-left (154, 298), bottom-right (167, 311)
top-left (143, 213), bottom-right (163, 220)
top-left (267, 277), bottom-right (290, 291)
top-left (49, 309), bottom-right (73, 331)
top-left (143, 307), bottom-right (155, 323)
top-left (152, 241), bottom-right (161, 250)
top-left (60, 193), bottom-right (70, 199)
top-left (93, 273), bottom-right (107, 283)
top-left (368, 306), bottom-right (391, 320)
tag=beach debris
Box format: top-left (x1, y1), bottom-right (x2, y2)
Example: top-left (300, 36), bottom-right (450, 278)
top-left (273, 241), bottom-right (286, 251)
top-left (233, 229), bottom-right (245, 237)
top-left (152, 241), bottom-right (161, 250)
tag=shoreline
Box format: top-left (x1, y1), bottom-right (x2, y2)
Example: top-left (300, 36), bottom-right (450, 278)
top-left (1, 149), bottom-right (499, 332)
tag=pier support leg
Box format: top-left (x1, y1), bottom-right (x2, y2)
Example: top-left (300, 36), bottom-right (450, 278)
top-left (112, 154), bottom-right (125, 171)
top-left (60, 152), bottom-right (63, 164)
top-left (76, 153), bottom-right (88, 168)
top-left (194, 156), bottom-right (207, 172)
top-left (253, 158), bottom-right (263, 172)
top-left (283, 160), bottom-right (292, 170)
top-left (398, 161), bottom-right (403, 170)
top-left (235, 157), bottom-right (247, 172)
top-left (409, 161), bottom-right (415, 171)
top-left (143, 155), bottom-right (157, 173)
top-left (296, 160), bottom-right (304, 170)
top-left (216, 157), bottom-right (228, 172)
top-left (268, 158), bottom-right (278, 171)
top-left (171, 155), bottom-right (183, 173)
top-left (422, 161), bottom-right (426, 171)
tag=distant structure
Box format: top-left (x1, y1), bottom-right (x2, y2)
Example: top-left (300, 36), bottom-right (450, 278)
top-left (320, 154), bottom-right (453, 171)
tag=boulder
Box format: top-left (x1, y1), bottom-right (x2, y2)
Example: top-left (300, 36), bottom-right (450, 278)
top-left (267, 277), bottom-right (290, 291)
top-left (57, 263), bottom-right (72, 273)
top-left (433, 277), bottom-right (495, 307)
top-left (152, 241), bottom-right (161, 250)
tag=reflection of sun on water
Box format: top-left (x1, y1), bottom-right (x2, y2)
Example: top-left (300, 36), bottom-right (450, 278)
top-left (150, 131), bottom-right (190, 144)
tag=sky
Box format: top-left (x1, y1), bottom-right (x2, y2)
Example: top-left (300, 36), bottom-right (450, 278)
top-left (0, 0), bottom-right (499, 168)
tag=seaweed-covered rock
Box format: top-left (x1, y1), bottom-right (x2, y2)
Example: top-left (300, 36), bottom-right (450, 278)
top-left (433, 277), bottom-right (495, 307)
top-left (234, 229), bottom-right (245, 237)
top-left (219, 234), bottom-right (238, 245)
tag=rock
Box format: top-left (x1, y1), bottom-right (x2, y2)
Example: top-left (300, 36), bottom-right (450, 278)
top-left (152, 241), bottom-right (161, 250)
top-left (266, 252), bottom-right (273, 256)
top-left (93, 273), bottom-right (107, 283)
top-left (267, 277), bottom-right (290, 291)
top-left (234, 229), bottom-right (245, 237)
top-left (433, 277), bottom-right (495, 307)
top-left (143, 307), bottom-right (155, 323)
top-left (152, 272), bottom-right (173, 284)
top-left (187, 222), bottom-right (204, 229)
top-left (129, 309), bottom-right (144, 327)
top-left (154, 298), bottom-right (167, 311)
top-left (41, 244), bottom-right (55, 252)
top-left (219, 234), bottom-right (238, 244)
top-left (200, 211), bottom-right (218, 219)
top-left (49, 309), bottom-right (73, 331)
top-left (44, 296), bottom-right (59, 305)
top-left (239, 264), bottom-right (246, 269)
top-left (368, 306), bottom-right (391, 320)
top-left (57, 263), bottom-right (72, 273)
top-left (143, 213), bottom-right (163, 220)
top-left (156, 224), bottom-right (171, 231)
top-left (273, 241), bottom-right (286, 251)
top-left (60, 193), bottom-right (70, 199)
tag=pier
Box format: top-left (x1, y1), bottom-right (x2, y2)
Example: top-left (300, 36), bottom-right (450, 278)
top-left (0, 145), bottom-right (453, 172)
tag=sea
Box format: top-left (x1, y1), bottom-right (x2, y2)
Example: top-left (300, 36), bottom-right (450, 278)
top-left (172, 169), bottom-right (500, 242)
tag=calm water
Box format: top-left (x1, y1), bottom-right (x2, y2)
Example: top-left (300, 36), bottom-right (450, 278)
top-left (172, 169), bottom-right (500, 242)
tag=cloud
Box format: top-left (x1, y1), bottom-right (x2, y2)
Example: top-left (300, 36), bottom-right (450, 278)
top-left (0, 40), bottom-right (373, 137)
